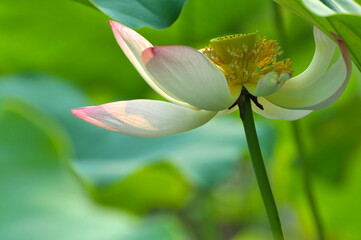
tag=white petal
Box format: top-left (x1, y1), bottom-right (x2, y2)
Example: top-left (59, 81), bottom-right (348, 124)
top-left (141, 45), bottom-right (236, 111)
top-left (252, 97), bottom-right (312, 121)
top-left (108, 21), bottom-right (189, 107)
top-left (71, 100), bottom-right (217, 138)
top-left (264, 27), bottom-right (351, 110)
top-left (286, 27), bottom-right (336, 88)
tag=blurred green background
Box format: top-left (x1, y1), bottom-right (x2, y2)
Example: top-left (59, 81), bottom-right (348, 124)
top-left (1, 0), bottom-right (361, 239)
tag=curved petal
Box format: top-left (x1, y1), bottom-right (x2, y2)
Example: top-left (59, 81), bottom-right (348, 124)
top-left (264, 28), bottom-right (351, 110)
top-left (108, 21), bottom-right (190, 107)
top-left (284, 27), bottom-right (337, 88)
top-left (252, 97), bottom-right (312, 121)
top-left (141, 45), bottom-right (236, 111)
top-left (71, 100), bottom-right (217, 138)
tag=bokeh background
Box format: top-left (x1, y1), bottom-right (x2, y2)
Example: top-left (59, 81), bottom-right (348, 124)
top-left (1, 0), bottom-right (361, 239)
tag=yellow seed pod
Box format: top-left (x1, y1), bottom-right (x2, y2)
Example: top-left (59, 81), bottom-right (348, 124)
top-left (210, 33), bottom-right (257, 64)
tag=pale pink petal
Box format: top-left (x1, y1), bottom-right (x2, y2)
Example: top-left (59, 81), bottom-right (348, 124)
top-left (141, 45), bottom-right (236, 111)
top-left (108, 21), bottom-right (189, 107)
top-left (71, 100), bottom-right (217, 138)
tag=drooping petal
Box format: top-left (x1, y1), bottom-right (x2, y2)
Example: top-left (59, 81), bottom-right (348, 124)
top-left (264, 27), bottom-right (351, 110)
top-left (283, 27), bottom-right (337, 88)
top-left (71, 100), bottom-right (217, 138)
top-left (252, 97), bottom-right (312, 121)
top-left (311, 32), bottom-right (352, 109)
top-left (108, 21), bottom-right (189, 107)
top-left (141, 45), bottom-right (236, 111)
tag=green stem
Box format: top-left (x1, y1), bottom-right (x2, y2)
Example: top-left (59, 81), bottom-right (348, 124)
top-left (240, 94), bottom-right (284, 240)
top-left (291, 121), bottom-right (325, 240)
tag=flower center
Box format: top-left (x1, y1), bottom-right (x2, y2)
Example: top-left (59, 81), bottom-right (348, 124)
top-left (202, 33), bottom-right (293, 97)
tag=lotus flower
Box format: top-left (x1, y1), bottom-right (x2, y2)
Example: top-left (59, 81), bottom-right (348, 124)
top-left (71, 21), bottom-right (351, 138)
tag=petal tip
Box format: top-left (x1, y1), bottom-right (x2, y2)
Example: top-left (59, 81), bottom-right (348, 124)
top-left (330, 31), bottom-right (352, 73)
top-left (71, 107), bottom-right (88, 119)
top-left (108, 20), bottom-right (124, 32)
top-left (329, 31), bottom-right (341, 42)
top-left (71, 108), bottom-right (80, 117)
top-left (107, 20), bottom-right (118, 27)
top-left (141, 47), bottom-right (155, 65)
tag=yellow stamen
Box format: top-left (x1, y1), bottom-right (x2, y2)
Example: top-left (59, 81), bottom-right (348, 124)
top-left (202, 33), bottom-right (293, 97)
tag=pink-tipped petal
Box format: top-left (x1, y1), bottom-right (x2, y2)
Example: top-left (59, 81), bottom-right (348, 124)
top-left (108, 21), bottom-right (188, 107)
top-left (71, 99), bottom-right (217, 138)
top-left (265, 27), bottom-right (351, 110)
top-left (141, 46), bottom-right (236, 111)
top-left (312, 31), bottom-right (352, 109)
